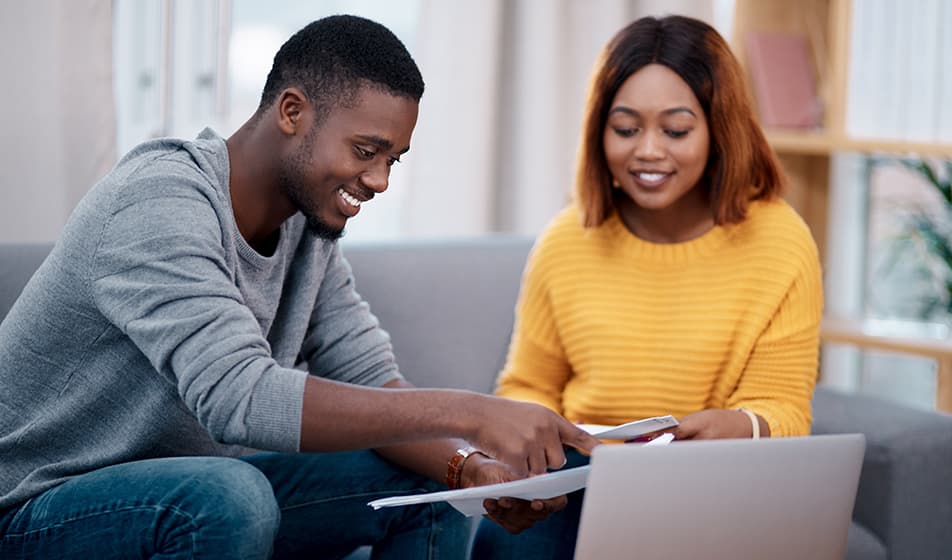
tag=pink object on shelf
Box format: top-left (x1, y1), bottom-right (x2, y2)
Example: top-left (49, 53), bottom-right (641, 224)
top-left (745, 31), bottom-right (823, 129)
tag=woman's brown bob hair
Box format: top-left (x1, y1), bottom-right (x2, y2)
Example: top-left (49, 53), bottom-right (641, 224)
top-left (575, 15), bottom-right (784, 227)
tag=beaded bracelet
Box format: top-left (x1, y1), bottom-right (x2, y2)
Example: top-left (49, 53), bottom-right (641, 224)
top-left (445, 446), bottom-right (489, 489)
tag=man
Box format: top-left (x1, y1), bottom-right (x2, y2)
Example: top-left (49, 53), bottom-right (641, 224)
top-left (0, 15), bottom-right (597, 559)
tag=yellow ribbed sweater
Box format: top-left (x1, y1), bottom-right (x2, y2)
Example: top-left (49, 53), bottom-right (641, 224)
top-left (496, 199), bottom-right (823, 437)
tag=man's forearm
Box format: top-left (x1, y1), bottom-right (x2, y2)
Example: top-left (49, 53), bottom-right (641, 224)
top-left (299, 375), bottom-right (475, 452)
top-left (373, 379), bottom-right (478, 485)
top-left (300, 374), bottom-right (599, 477)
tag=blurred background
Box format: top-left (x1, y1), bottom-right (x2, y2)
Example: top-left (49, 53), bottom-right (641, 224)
top-left (1, 0), bottom-right (951, 413)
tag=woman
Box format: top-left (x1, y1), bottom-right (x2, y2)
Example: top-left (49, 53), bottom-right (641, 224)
top-left (472, 14), bottom-right (822, 559)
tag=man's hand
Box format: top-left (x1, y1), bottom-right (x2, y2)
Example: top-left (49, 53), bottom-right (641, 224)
top-left (463, 395), bottom-right (600, 477)
top-left (460, 452), bottom-right (568, 534)
top-left (672, 409), bottom-right (770, 440)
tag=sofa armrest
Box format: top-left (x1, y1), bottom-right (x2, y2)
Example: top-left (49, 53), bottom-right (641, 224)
top-left (812, 385), bottom-right (952, 560)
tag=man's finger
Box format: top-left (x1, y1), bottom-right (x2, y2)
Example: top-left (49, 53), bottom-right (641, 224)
top-left (545, 440), bottom-right (567, 470)
top-left (559, 420), bottom-right (600, 454)
top-left (528, 444), bottom-right (548, 475)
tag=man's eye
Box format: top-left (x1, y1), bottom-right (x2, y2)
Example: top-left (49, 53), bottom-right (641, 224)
top-left (355, 146), bottom-right (375, 159)
top-left (387, 156), bottom-right (401, 167)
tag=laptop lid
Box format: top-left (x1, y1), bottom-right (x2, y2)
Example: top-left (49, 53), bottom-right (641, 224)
top-left (575, 433), bottom-right (866, 560)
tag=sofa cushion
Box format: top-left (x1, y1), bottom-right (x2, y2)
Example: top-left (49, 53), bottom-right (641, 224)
top-left (813, 385), bottom-right (952, 559)
top-left (846, 521), bottom-right (887, 560)
top-left (342, 236), bottom-right (533, 394)
top-left (0, 243), bottom-right (53, 320)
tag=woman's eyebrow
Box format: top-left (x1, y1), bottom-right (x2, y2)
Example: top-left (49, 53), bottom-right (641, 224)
top-left (607, 106), bottom-right (697, 118)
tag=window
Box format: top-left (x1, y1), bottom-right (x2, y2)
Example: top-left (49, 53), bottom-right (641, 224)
top-left (113, 0), bottom-right (420, 239)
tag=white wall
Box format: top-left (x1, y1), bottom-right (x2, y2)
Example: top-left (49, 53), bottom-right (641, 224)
top-left (0, 0), bottom-right (115, 243)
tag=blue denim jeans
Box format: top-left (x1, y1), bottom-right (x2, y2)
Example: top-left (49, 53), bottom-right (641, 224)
top-left (470, 448), bottom-right (590, 560)
top-left (0, 450), bottom-right (469, 559)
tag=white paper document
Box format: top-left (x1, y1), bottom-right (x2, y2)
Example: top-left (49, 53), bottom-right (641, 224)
top-left (368, 433), bottom-right (675, 516)
top-left (370, 464), bottom-right (592, 516)
top-left (577, 415), bottom-right (678, 440)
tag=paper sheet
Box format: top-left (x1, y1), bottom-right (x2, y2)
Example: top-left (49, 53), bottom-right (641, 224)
top-left (368, 433), bottom-right (675, 516)
top-left (370, 465), bottom-right (592, 516)
top-left (577, 415), bottom-right (678, 440)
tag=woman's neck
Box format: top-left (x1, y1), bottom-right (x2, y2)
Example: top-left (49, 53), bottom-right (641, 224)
top-left (615, 190), bottom-right (714, 244)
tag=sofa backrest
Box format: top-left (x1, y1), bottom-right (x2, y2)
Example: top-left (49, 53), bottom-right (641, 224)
top-left (0, 243), bottom-right (53, 320)
top-left (0, 237), bottom-right (534, 394)
top-left (342, 236), bottom-right (534, 393)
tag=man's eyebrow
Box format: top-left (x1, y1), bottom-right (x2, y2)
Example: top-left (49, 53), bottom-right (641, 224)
top-left (356, 134), bottom-right (411, 154)
top-left (608, 106), bottom-right (697, 118)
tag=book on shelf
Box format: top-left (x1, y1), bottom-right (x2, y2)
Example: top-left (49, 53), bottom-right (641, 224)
top-left (937, 0), bottom-right (952, 143)
top-left (845, 0), bottom-right (875, 138)
top-left (899, 0), bottom-right (940, 142)
top-left (745, 31), bottom-right (822, 130)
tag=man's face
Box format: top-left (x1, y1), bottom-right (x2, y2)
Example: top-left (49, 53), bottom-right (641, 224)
top-left (279, 86), bottom-right (419, 239)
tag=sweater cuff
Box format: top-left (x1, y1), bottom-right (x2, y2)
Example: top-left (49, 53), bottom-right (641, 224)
top-left (245, 366), bottom-right (309, 452)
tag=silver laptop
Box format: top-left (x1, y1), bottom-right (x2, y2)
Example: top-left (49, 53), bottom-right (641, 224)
top-left (575, 434), bottom-right (865, 560)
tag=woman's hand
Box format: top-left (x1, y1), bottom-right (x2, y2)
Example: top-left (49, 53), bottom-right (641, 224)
top-left (461, 453), bottom-right (568, 534)
top-left (672, 409), bottom-right (769, 440)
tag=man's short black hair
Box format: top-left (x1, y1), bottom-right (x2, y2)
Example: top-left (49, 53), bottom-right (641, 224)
top-left (258, 15), bottom-right (424, 119)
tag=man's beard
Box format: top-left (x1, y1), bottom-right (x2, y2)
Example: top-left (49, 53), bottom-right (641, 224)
top-left (278, 134), bottom-right (345, 241)
top-left (303, 213), bottom-right (344, 240)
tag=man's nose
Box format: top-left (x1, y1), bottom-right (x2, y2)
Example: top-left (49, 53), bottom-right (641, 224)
top-left (360, 161), bottom-right (390, 193)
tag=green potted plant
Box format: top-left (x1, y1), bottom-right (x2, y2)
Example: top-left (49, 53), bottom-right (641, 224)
top-left (870, 158), bottom-right (952, 320)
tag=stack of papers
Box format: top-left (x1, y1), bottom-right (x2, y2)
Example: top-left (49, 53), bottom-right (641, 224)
top-left (368, 420), bottom-right (677, 516)
top-left (370, 464), bottom-right (592, 516)
top-left (577, 415), bottom-right (678, 440)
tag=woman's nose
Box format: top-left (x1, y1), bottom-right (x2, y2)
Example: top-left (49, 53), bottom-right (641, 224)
top-left (634, 130), bottom-right (664, 160)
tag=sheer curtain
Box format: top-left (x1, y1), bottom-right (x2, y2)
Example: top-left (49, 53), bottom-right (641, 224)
top-left (393, 0), bottom-right (716, 238)
top-left (0, 0), bottom-right (719, 243)
top-left (0, 0), bottom-right (116, 243)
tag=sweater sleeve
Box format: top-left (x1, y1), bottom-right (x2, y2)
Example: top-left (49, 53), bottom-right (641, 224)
top-left (300, 245), bottom-right (401, 387)
top-left (495, 236), bottom-right (572, 414)
top-left (727, 241), bottom-right (823, 437)
top-left (90, 176), bottom-right (307, 452)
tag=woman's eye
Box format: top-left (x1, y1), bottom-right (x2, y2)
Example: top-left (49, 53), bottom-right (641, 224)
top-left (612, 127), bottom-right (637, 138)
top-left (355, 146), bottom-right (375, 159)
top-left (665, 129), bottom-right (689, 138)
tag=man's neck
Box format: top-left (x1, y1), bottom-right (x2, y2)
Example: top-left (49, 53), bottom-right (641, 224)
top-left (225, 116), bottom-right (295, 251)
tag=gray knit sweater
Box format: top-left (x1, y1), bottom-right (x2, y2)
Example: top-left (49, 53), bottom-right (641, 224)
top-left (0, 129), bottom-right (400, 510)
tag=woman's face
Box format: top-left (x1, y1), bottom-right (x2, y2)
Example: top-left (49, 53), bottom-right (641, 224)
top-left (602, 63), bottom-right (710, 220)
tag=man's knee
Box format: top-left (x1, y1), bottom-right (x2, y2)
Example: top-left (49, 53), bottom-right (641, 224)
top-left (159, 458), bottom-right (280, 554)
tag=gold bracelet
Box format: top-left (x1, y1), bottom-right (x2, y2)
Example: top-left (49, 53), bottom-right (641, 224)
top-left (738, 408), bottom-right (760, 439)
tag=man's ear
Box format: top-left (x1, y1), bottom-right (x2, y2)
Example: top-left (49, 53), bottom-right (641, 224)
top-left (276, 87), bottom-right (308, 136)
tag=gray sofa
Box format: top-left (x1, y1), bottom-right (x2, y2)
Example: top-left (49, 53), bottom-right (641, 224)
top-left (2, 238), bottom-right (952, 559)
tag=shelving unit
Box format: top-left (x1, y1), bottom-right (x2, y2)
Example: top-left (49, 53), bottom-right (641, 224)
top-left (731, 0), bottom-right (952, 412)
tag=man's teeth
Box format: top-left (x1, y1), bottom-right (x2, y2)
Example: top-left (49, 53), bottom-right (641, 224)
top-left (638, 172), bottom-right (667, 181)
top-left (338, 188), bottom-right (361, 207)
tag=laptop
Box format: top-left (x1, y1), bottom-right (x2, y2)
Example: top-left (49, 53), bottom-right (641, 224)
top-left (574, 433), bottom-right (866, 560)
